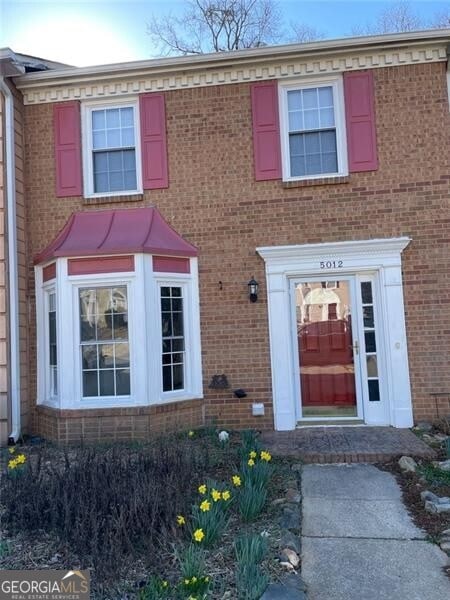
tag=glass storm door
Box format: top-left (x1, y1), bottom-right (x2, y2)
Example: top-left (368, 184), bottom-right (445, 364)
top-left (294, 278), bottom-right (361, 419)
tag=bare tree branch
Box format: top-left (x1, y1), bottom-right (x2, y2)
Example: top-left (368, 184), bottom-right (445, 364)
top-left (289, 22), bottom-right (325, 44)
top-left (147, 0), bottom-right (283, 55)
top-left (351, 1), bottom-right (423, 36)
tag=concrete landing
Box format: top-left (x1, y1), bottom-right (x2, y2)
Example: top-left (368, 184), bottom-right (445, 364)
top-left (260, 426), bottom-right (435, 463)
top-left (301, 464), bottom-right (449, 600)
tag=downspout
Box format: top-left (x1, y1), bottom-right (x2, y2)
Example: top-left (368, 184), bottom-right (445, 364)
top-left (0, 78), bottom-right (21, 444)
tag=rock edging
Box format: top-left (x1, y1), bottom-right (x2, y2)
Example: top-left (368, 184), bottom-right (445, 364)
top-left (260, 464), bottom-right (307, 600)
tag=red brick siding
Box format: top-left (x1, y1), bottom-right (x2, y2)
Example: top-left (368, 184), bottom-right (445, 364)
top-left (21, 62), bottom-right (450, 441)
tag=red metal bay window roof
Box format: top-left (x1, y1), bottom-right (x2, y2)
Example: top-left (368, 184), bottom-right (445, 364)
top-left (34, 207), bottom-right (198, 264)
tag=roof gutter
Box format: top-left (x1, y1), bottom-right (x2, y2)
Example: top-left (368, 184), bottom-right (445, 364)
top-left (13, 28), bottom-right (450, 90)
top-left (0, 78), bottom-right (21, 444)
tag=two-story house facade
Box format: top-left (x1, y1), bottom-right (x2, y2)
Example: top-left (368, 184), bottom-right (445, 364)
top-left (1, 30), bottom-right (450, 444)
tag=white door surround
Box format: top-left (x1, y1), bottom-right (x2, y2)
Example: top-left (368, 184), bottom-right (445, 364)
top-left (257, 238), bottom-right (413, 430)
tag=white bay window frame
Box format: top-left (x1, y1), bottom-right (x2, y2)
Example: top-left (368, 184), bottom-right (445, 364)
top-left (36, 255), bottom-right (203, 409)
top-left (81, 97), bottom-right (143, 198)
top-left (278, 75), bottom-right (348, 182)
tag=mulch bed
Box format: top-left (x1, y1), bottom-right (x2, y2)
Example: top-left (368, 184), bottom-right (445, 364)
top-left (0, 435), bottom-right (296, 599)
top-left (380, 458), bottom-right (450, 579)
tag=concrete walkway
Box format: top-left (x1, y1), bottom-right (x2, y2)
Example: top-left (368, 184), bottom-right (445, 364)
top-left (301, 464), bottom-right (449, 600)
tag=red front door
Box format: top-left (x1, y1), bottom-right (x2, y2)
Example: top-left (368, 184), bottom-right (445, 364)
top-left (295, 280), bottom-right (357, 418)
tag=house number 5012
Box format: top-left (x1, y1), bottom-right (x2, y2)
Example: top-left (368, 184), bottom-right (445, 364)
top-left (320, 260), bottom-right (343, 269)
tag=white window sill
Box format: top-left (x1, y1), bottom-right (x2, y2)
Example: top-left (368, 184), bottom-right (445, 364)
top-left (38, 394), bottom-right (204, 411)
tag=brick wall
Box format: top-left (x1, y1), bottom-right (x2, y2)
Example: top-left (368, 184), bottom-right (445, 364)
top-left (22, 61), bottom-right (450, 440)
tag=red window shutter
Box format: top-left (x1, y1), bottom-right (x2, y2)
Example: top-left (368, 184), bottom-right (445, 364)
top-left (53, 101), bottom-right (82, 197)
top-left (250, 81), bottom-right (282, 181)
top-left (344, 70), bottom-right (378, 173)
top-left (139, 93), bottom-right (169, 189)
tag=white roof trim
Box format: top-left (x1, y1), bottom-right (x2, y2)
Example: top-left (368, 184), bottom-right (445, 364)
top-left (11, 29), bottom-right (450, 105)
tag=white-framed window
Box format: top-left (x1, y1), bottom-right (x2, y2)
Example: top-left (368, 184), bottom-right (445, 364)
top-left (36, 255), bottom-right (203, 410)
top-left (279, 76), bottom-right (348, 181)
top-left (160, 285), bottom-right (185, 392)
top-left (47, 289), bottom-right (58, 399)
top-left (82, 99), bottom-right (142, 197)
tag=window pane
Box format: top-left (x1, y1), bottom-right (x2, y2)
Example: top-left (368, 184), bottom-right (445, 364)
top-left (108, 151), bottom-right (122, 171)
top-left (290, 155), bottom-right (306, 177)
top-left (97, 316), bottom-right (113, 341)
top-left (115, 343), bottom-right (130, 368)
top-left (303, 88), bottom-right (318, 109)
top-left (173, 364), bottom-right (184, 390)
top-left (92, 110), bottom-right (105, 130)
top-left (318, 86), bottom-right (333, 107)
top-left (303, 131), bottom-right (320, 154)
top-left (365, 331), bottom-right (376, 353)
top-left (305, 154), bottom-right (322, 175)
top-left (322, 152), bottom-right (338, 174)
top-left (82, 345), bottom-right (98, 369)
top-left (109, 171), bottom-right (124, 192)
top-left (121, 127), bottom-right (135, 147)
top-left (99, 370), bottom-right (115, 396)
top-left (113, 313), bottom-right (128, 339)
top-left (368, 380), bottom-right (380, 402)
top-left (288, 111), bottom-right (303, 132)
top-left (363, 306), bottom-right (374, 329)
top-left (80, 286), bottom-right (130, 398)
top-left (83, 371), bottom-right (98, 397)
top-left (367, 355), bottom-right (378, 377)
top-left (303, 109), bottom-right (320, 130)
top-left (120, 107), bottom-right (134, 127)
top-left (321, 130), bottom-right (337, 153)
top-left (173, 312), bottom-right (184, 337)
top-left (163, 365), bottom-right (172, 392)
top-left (320, 108), bottom-right (335, 128)
top-left (99, 344), bottom-right (114, 368)
top-left (171, 287), bottom-right (182, 297)
top-left (124, 170), bottom-right (137, 191)
top-left (361, 282), bottom-right (373, 304)
top-left (287, 90), bottom-right (302, 111)
top-left (116, 369), bottom-right (130, 395)
top-left (94, 172), bottom-right (108, 193)
top-left (106, 108), bottom-right (120, 128)
top-left (93, 131), bottom-right (106, 150)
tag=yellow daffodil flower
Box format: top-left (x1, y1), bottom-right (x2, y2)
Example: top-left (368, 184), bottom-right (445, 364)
top-left (184, 578), bottom-right (190, 585)
top-left (191, 576), bottom-right (197, 583)
top-left (162, 581), bottom-right (168, 588)
top-left (222, 490), bottom-right (231, 501)
top-left (204, 576), bottom-right (210, 582)
top-left (15, 454), bottom-right (26, 464)
top-left (8, 447), bottom-right (15, 454)
top-left (176, 515), bottom-right (186, 526)
top-left (248, 458), bottom-right (255, 467)
top-left (232, 475), bottom-right (242, 486)
top-left (260, 450), bottom-right (272, 462)
top-left (198, 484), bottom-right (207, 495)
top-left (249, 450), bottom-right (257, 459)
top-left (8, 459), bottom-right (17, 469)
top-left (200, 499), bottom-right (211, 512)
top-left (188, 430), bottom-right (195, 438)
top-left (211, 489), bottom-right (221, 502)
top-left (193, 528), bottom-right (204, 542)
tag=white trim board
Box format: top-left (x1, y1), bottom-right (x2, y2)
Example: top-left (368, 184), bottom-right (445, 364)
top-left (257, 237), bottom-right (413, 430)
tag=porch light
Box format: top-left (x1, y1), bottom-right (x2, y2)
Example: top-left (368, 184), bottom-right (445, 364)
top-left (248, 277), bottom-right (259, 303)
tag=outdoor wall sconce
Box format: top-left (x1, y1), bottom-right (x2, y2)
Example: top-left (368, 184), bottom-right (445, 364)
top-left (248, 277), bottom-right (259, 303)
top-left (234, 389), bottom-right (247, 399)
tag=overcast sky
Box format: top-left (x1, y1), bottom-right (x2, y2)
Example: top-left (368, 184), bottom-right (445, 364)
top-left (1, 0), bottom-right (449, 67)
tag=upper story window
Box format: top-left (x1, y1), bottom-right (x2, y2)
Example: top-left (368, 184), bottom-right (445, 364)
top-left (279, 77), bottom-right (348, 181)
top-left (82, 101), bottom-right (142, 197)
